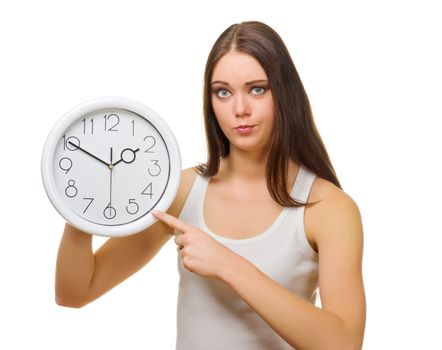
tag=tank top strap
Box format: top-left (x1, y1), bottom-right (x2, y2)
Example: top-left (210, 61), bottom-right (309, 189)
top-left (290, 164), bottom-right (317, 204)
top-left (283, 164), bottom-right (318, 257)
top-left (175, 170), bottom-right (206, 234)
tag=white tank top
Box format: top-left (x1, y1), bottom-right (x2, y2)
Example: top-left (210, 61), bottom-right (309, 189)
top-left (175, 164), bottom-right (319, 350)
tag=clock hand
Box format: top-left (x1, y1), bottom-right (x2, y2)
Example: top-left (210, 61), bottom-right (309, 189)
top-left (113, 147), bottom-right (140, 167)
top-left (109, 147), bottom-right (113, 206)
top-left (68, 141), bottom-right (110, 168)
top-left (104, 147), bottom-right (116, 220)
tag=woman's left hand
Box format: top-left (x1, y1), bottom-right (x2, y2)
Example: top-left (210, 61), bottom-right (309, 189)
top-left (151, 210), bottom-right (236, 280)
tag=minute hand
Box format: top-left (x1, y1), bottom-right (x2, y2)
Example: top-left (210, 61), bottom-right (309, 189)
top-left (68, 141), bottom-right (110, 167)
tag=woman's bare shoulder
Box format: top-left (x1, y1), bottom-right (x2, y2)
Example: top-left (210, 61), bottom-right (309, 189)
top-left (309, 175), bottom-right (352, 205)
top-left (307, 176), bottom-right (362, 244)
top-left (305, 177), bottom-right (359, 250)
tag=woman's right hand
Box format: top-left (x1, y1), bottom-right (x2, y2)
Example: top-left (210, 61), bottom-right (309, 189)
top-left (54, 167), bottom-right (197, 307)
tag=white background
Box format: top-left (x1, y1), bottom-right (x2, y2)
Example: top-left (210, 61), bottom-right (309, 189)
top-left (1, 0), bottom-right (440, 348)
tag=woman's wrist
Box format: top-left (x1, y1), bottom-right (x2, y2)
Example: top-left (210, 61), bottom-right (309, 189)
top-left (219, 250), bottom-right (253, 285)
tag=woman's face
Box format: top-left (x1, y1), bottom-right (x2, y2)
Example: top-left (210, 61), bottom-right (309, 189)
top-left (210, 51), bottom-right (275, 155)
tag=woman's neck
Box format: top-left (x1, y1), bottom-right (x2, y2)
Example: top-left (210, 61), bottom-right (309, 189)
top-left (220, 149), bottom-right (269, 183)
top-left (218, 151), bottom-right (300, 189)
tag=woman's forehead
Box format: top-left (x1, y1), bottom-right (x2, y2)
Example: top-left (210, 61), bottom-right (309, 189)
top-left (211, 51), bottom-right (267, 84)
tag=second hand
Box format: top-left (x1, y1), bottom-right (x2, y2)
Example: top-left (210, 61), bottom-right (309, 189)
top-left (110, 147), bottom-right (113, 208)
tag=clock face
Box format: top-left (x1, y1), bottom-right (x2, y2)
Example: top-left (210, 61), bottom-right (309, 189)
top-left (42, 98), bottom-right (181, 237)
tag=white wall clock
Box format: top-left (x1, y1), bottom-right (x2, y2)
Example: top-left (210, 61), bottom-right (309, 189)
top-left (41, 97), bottom-right (181, 237)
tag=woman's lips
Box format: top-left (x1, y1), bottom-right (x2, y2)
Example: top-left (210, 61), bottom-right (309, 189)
top-left (235, 125), bottom-right (254, 134)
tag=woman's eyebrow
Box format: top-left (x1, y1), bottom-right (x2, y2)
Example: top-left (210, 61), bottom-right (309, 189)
top-left (211, 79), bottom-right (268, 86)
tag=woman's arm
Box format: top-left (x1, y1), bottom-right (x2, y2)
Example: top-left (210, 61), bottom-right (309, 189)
top-left (55, 224), bottom-right (94, 307)
top-left (55, 221), bottom-right (172, 307)
top-left (220, 191), bottom-right (366, 350)
top-left (55, 167), bottom-right (197, 308)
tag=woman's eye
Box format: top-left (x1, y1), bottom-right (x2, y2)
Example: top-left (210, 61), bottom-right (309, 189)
top-left (216, 89), bottom-right (231, 98)
top-left (251, 86), bottom-right (267, 95)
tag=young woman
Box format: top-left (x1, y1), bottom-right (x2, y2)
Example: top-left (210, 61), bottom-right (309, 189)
top-left (56, 21), bottom-right (366, 350)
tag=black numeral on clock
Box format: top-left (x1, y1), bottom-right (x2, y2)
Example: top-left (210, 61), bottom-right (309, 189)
top-left (63, 135), bottom-right (80, 151)
top-left (103, 202), bottom-right (117, 219)
top-left (143, 136), bottom-right (155, 153)
top-left (82, 118), bottom-right (94, 135)
top-left (65, 179), bottom-right (78, 198)
top-left (148, 160), bottom-right (161, 176)
top-left (82, 197), bottom-right (94, 213)
top-left (104, 113), bottom-right (119, 132)
top-left (126, 199), bottom-right (139, 215)
top-left (59, 157), bottom-right (73, 174)
top-left (141, 183), bottom-right (153, 199)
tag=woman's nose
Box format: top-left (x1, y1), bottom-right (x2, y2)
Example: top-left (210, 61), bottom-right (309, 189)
top-left (233, 94), bottom-right (251, 117)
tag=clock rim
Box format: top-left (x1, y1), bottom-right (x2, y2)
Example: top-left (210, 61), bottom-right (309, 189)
top-left (41, 96), bottom-right (181, 237)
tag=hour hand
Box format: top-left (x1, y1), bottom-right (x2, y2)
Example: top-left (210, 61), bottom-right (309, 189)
top-left (68, 141), bottom-right (110, 168)
top-left (113, 147), bottom-right (140, 167)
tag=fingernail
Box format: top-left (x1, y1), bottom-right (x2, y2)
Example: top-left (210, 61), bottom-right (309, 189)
top-left (152, 209), bottom-right (160, 216)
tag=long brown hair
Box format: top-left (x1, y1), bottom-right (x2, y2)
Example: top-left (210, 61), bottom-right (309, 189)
top-left (196, 21), bottom-right (341, 207)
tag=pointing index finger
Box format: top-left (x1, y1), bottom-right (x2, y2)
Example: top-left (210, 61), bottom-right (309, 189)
top-left (152, 210), bottom-right (188, 233)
